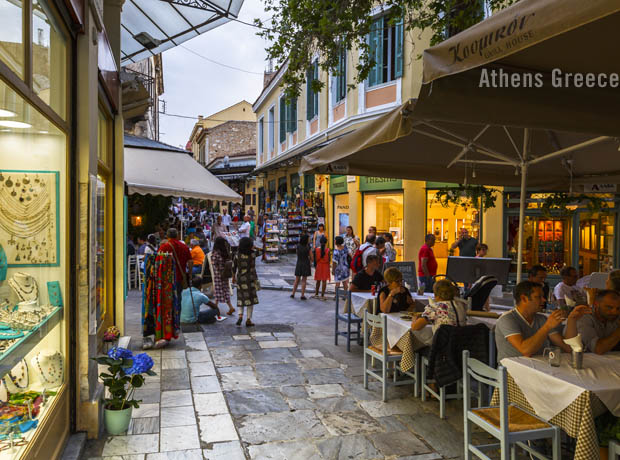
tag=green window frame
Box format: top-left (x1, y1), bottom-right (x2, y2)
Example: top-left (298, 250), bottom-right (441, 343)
top-left (286, 98), bottom-right (297, 133)
top-left (279, 96), bottom-right (286, 143)
top-left (306, 60), bottom-right (319, 120)
top-left (333, 47), bottom-right (347, 104)
top-left (368, 16), bottom-right (403, 87)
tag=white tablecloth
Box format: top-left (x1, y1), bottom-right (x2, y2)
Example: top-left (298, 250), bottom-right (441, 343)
top-left (348, 291), bottom-right (434, 317)
top-left (383, 312), bottom-right (432, 349)
top-left (500, 352), bottom-right (620, 421)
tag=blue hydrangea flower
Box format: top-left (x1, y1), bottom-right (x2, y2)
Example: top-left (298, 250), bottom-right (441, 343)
top-left (107, 347), bottom-right (133, 360)
top-left (124, 353), bottom-right (154, 375)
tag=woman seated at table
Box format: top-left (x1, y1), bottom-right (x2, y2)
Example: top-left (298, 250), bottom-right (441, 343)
top-left (379, 267), bottom-right (415, 313)
top-left (411, 279), bottom-right (467, 334)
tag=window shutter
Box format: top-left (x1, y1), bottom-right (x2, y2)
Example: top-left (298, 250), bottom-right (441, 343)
top-left (330, 75), bottom-right (336, 107)
top-left (369, 17), bottom-right (383, 87)
top-left (288, 99), bottom-right (297, 132)
top-left (306, 67), bottom-right (314, 120)
top-left (313, 62), bottom-right (319, 118)
top-left (279, 99), bottom-right (286, 143)
top-left (394, 18), bottom-right (404, 79)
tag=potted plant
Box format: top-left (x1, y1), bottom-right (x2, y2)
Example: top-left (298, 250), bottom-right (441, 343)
top-left (103, 325), bottom-right (121, 353)
top-left (596, 411), bottom-right (620, 460)
top-left (93, 347), bottom-right (156, 435)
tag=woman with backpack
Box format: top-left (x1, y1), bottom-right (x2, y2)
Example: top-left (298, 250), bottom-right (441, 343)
top-left (332, 236), bottom-right (350, 296)
top-left (211, 237), bottom-right (235, 316)
top-left (313, 235), bottom-right (331, 299)
top-left (291, 233), bottom-right (313, 300)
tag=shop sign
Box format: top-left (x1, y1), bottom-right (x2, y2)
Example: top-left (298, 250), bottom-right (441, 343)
top-left (347, 175), bottom-right (356, 182)
top-left (359, 176), bottom-right (403, 192)
top-left (384, 261), bottom-right (417, 290)
top-left (584, 183), bottom-right (617, 193)
top-left (329, 175), bottom-right (348, 195)
top-left (325, 163), bottom-right (349, 174)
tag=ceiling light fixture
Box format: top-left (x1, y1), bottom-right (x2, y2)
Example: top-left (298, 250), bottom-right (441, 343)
top-left (0, 109), bottom-right (17, 118)
top-left (0, 120), bottom-right (32, 129)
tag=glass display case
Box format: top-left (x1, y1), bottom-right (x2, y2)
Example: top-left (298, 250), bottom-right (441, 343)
top-left (0, 78), bottom-right (67, 457)
top-left (579, 212), bottom-right (616, 276)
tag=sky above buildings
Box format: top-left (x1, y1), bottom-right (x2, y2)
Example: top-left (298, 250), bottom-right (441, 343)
top-left (159, 0), bottom-right (269, 148)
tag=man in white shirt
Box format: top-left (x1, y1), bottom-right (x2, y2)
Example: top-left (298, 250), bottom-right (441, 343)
top-left (221, 209), bottom-right (232, 230)
top-left (553, 266), bottom-right (586, 306)
top-left (238, 215), bottom-right (251, 238)
top-left (359, 234), bottom-right (378, 267)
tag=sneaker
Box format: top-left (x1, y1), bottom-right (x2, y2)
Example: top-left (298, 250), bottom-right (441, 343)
top-left (154, 339), bottom-right (168, 349)
top-left (216, 316), bottom-right (227, 322)
top-left (142, 336), bottom-right (154, 350)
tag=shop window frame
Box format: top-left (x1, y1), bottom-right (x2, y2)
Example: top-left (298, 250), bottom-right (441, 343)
top-left (361, 189), bottom-right (404, 261)
top-left (0, 0), bottom-right (70, 127)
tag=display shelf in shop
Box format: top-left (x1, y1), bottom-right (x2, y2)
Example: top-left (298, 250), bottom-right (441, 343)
top-left (0, 307), bottom-right (63, 379)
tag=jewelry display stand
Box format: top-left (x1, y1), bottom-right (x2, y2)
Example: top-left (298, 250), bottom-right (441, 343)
top-left (31, 351), bottom-right (63, 390)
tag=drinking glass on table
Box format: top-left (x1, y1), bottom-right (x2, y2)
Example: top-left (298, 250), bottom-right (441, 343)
top-left (543, 347), bottom-right (562, 367)
top-left (417, 282), bottom-right (425, 296)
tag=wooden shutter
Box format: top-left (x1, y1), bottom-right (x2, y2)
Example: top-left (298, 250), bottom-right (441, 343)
top-left (313, 61), bottom-right (319, 118)
top-left (394, 18), bottom-right (404, 79)
top-left (288, 99), bottom-right (297, 132)
top-left (369, 17), bottom-right (384, 87)
top-left (306, 67), bottom-right (314, 120)
top-left (279, 98), bottom-right (286, 143)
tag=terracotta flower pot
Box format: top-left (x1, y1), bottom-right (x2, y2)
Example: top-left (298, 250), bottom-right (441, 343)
top-left (600, 446), bottom-right (608, 460)
top-left (104, 406), bottom-right (133, 435)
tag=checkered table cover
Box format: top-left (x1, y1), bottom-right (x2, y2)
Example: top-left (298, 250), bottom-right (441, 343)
top-left (369, 327), bottom-right (428, 373)
top-left (490, 373), bottom-right (607, 460)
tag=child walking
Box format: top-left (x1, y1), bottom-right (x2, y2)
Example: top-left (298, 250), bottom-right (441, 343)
top-left (291, 233), bottom-right (313, 300)
top-left (332, 236), bottom-right (350, 296)
top-left (313, 235), bottom-right (331, 299)
top-left (233, 237), bottom-right (259, 327)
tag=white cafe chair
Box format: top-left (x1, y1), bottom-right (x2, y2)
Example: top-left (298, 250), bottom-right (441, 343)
top-left (462, 350), bottom-right (561, 460)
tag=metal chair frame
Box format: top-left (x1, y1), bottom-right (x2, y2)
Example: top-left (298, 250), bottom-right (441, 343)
top-left (363, 309), bottom-right (419, 402)
top-left (335, 288), bottom-right (362, 352)
top-left (610, 439), bottom-right (620, 459)
top-left (462, 350), bottom-right (561, 460)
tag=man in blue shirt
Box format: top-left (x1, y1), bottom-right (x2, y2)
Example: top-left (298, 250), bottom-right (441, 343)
top-left (181, 277), bottom-right (225, 324)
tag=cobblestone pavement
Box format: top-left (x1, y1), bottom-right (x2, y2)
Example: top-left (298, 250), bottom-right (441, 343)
top-left (84, 287), bottom-right (504, 460)
top-left (256, 254), bottom-right (336, 295)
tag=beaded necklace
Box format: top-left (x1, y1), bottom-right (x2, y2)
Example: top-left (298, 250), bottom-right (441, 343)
top-left (5, 360), bottom-right (28, 390)
top-left (34, 353), bottom-right (63, 386)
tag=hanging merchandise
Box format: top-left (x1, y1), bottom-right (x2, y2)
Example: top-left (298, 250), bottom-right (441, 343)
top-left (142, 252), bottom-right (180, 342)
top-left (31, 351), bottom-right (64, 388)
top-left (0, 171), bottom-right (59, 266)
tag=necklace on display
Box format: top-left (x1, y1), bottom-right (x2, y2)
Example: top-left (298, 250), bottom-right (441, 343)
top-left (4, 360), bottom-right (28, 390)
top-left (8, 273), bottom-right (38, 302)
top-left (34, 353), bottom-right (63, 386)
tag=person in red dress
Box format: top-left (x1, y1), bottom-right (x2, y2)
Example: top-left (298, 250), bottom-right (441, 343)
top-left (158, 228), bottom-right (193, 348)
top-left (313, 236), bottom-right (331, 300)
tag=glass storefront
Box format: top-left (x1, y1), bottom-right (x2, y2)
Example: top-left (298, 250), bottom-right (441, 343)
top-left (0, 76), bottom-right (68, 457)
top-left (426, 189), bottom-right (481, 274)
top-left (504, 192), bottom-right (617, 276)
top-left (333, 193), bottom-right (349, 236)
top-left (363, 192), bottom-right (403, 260)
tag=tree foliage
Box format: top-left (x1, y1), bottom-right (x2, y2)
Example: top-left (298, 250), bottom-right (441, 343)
top-left (256, 0), bottom-right (517, 100)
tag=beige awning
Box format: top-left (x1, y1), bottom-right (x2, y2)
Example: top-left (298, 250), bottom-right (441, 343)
top-left (124, 139), bottom-right (242, 202)
top-left (417, 0), bottom-right (620, 136)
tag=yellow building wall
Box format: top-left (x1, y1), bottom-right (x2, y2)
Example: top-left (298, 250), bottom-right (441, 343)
top-left (402, 180), bottom-right (427, 262)
top-left (483, 188), bottom-right (505, 258)
top-left (201, 100), bottom-right (255, 129)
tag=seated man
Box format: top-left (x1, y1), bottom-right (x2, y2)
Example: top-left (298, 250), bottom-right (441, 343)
top-left (190, 239), bottom-right (205, 275)
top-left (181, 276), bottom-right (225, 324)
top-left (495, 281), bottom-right (589, 362)
top-left (528, 264), bottom-right (550, 301)
top-left (553, 266), bottom-right (587, 306)
top-left (566, 289), bottom-right (620, 354)
top-left (350, 255), bottom-right (383, 292)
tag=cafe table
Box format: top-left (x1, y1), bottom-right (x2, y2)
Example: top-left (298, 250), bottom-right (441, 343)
top-left (491, 352), bottom-right (620, 460)
top-left (347, 291), bottom-right (434, 317)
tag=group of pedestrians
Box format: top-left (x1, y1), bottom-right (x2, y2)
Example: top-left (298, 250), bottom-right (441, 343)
top-left (290, 225), bottom-right (398, 300)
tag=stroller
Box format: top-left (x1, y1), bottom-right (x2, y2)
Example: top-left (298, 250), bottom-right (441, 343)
top-left (463, 275), bottom-right (498, 311)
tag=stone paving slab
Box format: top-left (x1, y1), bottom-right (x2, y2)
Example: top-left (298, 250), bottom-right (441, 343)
top-left (85, 289), bottom-right (526, 460)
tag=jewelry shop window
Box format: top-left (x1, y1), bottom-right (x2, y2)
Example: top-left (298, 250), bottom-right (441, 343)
top-left (0, 77), bottom-right (67, 455)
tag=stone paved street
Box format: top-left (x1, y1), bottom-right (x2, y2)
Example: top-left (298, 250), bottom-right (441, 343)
top-left (256, 254), bottom-right (336, 295)
top-left (84, 288), bottom-right (505, 460)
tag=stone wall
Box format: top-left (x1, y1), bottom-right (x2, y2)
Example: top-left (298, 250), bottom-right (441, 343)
top-left (204, 120), bottom-right (256, 164)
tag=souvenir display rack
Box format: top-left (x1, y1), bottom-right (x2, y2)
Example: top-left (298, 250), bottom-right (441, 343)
top-left (277, 218), bottom-right (289, 254)
top-left (286, 211), bottom-right (302, 253)
top-left (264, 220), bottom-right (280, 262)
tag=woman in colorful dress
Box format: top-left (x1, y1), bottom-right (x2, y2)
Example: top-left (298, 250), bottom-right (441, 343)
top-left (332, 236), bottom-right (350, 295)
top-left (411, 279), bottom-right (467, 346)
top-left (210, 237), bottom-right (235, 316)
top-left (233, 237), bottom-right (259, 327)
top-left (343, 226), bottom-right (360, 257)
top-left (313, 236), bottom-right (331, 300)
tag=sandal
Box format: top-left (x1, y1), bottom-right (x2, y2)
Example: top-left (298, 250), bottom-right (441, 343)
top-left (227, 309), bottom-right (236, 315)
top-left (246, 320), bottom-right (255, 327)
top-left (154, 339), bottom-right (168, 349)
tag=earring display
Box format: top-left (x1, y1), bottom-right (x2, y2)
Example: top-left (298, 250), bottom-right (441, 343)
top-left (0, 170), bottom-right (59, 266)
top-left (46, 281), bottom-right (62, 307)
